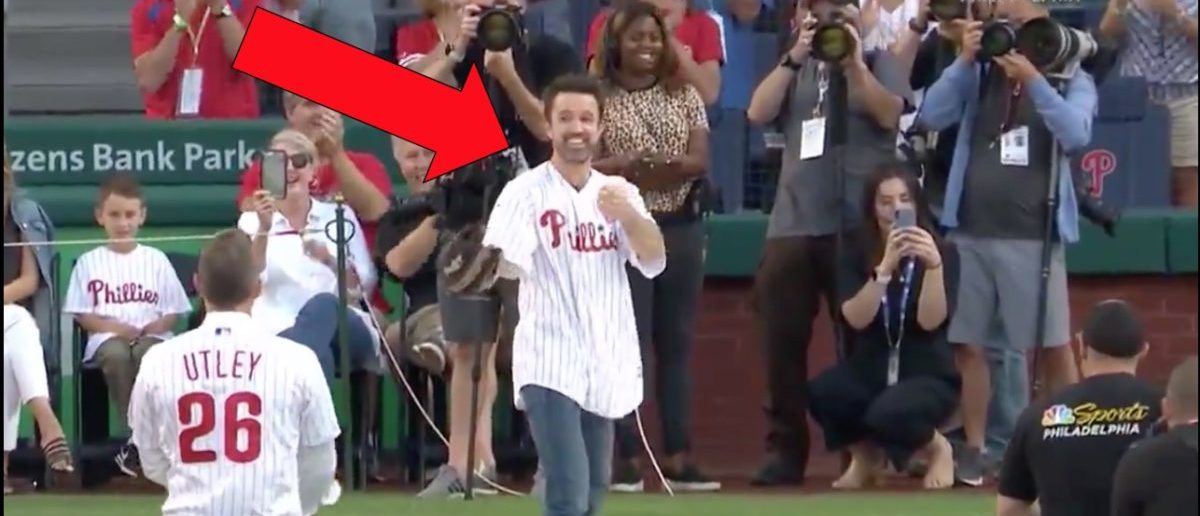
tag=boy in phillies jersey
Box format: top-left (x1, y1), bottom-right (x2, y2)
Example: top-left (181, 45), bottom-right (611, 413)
top-left (482, 75), bottom-right (667, 516)
top-left (130, 230), bottom-right (340, 515)
top-left (63, 174), bottom-right (191, 475)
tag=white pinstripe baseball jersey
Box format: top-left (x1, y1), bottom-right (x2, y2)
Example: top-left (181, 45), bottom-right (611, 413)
top-left (129, 311), bottom-right (341, 516)
top-left (482, 162), bottom-right (667, 419)
top-left (63, 244), bottom-right (192, 361)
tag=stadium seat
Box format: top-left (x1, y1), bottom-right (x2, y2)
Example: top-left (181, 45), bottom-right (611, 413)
top-left (708, 108), bottom-right (748, 213)
top-left (6, 0), bottom-right (142, 114)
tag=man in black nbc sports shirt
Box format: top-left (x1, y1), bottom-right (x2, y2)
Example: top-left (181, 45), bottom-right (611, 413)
top-left (996, 300), bottom-right (1161, 516)
top-left (1111, 356), bottom-right (1199, 516)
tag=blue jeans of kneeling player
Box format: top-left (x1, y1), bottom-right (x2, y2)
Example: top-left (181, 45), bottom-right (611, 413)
top-left (523, 385), bottom-right (614, 516)
top-left (280, 293), bottom-right (377, 380)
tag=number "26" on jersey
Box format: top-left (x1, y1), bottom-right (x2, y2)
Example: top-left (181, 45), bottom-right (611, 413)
top-left (178, 391), bottom-right (263, 464)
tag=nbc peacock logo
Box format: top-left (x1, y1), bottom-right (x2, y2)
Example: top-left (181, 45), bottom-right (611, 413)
top-left (1042, 404), bottom-right (1076, 427)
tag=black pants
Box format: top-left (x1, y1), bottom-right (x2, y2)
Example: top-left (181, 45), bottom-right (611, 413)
top-left (752, 236), bottom-right (841, 473)
top-left (808, 363), bottom-right (958, 468)
top-left (614, 219), bottom-right (706, 459)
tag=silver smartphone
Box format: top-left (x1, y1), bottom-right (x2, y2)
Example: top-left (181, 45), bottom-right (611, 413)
top-left (894, 206), bottom-right (917, 230)
top-left (261, 150), bottom-right (288, 200)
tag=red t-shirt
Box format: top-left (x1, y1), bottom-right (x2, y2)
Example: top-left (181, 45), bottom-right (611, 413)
top-left (130, 0), bottom-right (261, 119)
top-left (395, 20), bottom-right (442, 67)
top-left (236, 151), bottom-right (395, 310)
top-left (585, 9), bottom-right (724, 66)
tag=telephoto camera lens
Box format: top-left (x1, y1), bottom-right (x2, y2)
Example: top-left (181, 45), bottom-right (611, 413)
top-left (478, 6), bottom-right (522, 52)
top-left (929, 0), bottom-right (967, 21)
top-left (979, 21), bottom-right (1018, 61)
top-left (1016, 17), bottom-right (1098, 71)
top-left (810, 6), bottom-right (856, 63)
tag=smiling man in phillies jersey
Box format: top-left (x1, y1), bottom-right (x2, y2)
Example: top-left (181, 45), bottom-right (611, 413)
top-left (482, 74), bottom-right (667, 516)
top-left (129, 230), bottom-right (340, 516)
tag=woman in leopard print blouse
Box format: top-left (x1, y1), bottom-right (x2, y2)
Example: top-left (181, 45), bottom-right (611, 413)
top-left (590, 0), bottom-right (719, 493)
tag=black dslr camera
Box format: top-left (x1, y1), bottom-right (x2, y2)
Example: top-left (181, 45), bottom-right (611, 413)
top-left (477, 3), bottom-right (525, 52)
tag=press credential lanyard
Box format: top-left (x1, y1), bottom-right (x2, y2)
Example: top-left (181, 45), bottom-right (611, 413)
top-left (800, 64), bottom-right (830, 160)
top-left (178, 8), bottom-right (213, 117)
top-left (881, 260), bottom-right (915, 386)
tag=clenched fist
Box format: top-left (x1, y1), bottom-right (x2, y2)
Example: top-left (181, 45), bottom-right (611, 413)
top-left (598, 178), bottom-right (640, 224)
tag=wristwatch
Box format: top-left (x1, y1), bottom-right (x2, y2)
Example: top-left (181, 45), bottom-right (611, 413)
top-left (172, 13), bottom-right (189, 31)
top-left (779, 53), bottom-right (803, 71)
top-left (214, 3), bottom-right (234, 18)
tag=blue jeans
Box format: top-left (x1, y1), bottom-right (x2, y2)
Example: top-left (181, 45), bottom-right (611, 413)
top-left (279, 293), bottom-right (376, 381)
top-left (985, 346), bottom-right (1029, 457)
top-left (947, 323), bottom-right (1030, 459)
top-left (522, 386), bottom-right (614, 516)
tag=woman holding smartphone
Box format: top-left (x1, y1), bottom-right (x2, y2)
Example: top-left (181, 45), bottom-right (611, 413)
top-left (807, 165), bottom-right (960, 491)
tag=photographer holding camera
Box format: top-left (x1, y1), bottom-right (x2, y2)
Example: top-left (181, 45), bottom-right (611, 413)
top-left (386, 0), bottom-right (582, 499)
top-left (915, 0), bottom-right (1097, 486)
top-left (745, 0), bottom-right (910, 486)
top-left (398, 0), bottom-right (581, 166)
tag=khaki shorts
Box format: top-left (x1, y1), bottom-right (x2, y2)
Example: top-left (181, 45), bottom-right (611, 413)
top-left (1167, 96), bottom-right (1198, 168)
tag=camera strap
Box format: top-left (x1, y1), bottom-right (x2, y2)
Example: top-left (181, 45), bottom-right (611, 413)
top-left (880, 259), bottom-right (916, 386)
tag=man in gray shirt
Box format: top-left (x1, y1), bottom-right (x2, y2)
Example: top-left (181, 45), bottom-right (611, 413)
top-left (745, 0), bottom-right (910, 486)
top-left (916, 0), bottom-right (1097, 486)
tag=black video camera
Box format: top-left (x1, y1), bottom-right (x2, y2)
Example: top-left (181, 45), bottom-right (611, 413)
top-left (375, 153), bottom-right (520, 262)
top-left (477, 3), bottom-right (525, 52)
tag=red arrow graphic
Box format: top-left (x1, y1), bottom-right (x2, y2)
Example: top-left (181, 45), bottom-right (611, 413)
top-left (232, 8), bottom-right (509, 181)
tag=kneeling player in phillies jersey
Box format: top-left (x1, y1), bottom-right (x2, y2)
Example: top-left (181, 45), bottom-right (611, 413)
top-left (129, 230), bottom-right (341, 516)
top-left (482, 74), bottom-right (667, 516)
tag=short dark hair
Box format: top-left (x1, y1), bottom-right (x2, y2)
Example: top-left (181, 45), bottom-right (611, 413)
top-left (97, 173), bottom-right (143, 207)
top-left (1166, 356), bottom-right (1198, 419)
top-left (198, 229), bottom-right (259, 310)
top-left (1082, 300), bottom-right (1145, 359)
top-left (541, 74), bottom-right (606, 120)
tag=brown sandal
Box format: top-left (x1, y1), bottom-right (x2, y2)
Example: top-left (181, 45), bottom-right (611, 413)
top-left (41, 437), bottom-right (74, 473)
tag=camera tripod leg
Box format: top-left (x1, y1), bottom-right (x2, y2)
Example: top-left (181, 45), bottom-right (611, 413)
top-left (464, 342), bottom-right (485, 501)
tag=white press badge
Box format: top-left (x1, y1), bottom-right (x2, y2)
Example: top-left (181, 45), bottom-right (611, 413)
top-left (1000, 125), bottom-right (1030, 167)
top-left (800, 118), bottom-right (826, 160)
top-left (801, 65), bottom-right (830, 161)
top-left (178, 67), bottom-right (204, 117)
top-left (176, 7), bottom-right (212, 118)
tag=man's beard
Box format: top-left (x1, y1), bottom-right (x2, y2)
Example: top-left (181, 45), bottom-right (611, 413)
top-left (554, 140), bottom-right (594, 164)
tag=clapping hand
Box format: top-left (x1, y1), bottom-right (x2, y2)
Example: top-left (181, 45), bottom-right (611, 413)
top-left (313, 110), bottom-right (345, 157)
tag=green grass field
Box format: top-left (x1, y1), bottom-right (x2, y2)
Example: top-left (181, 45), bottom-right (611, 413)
top-left (4, 492), bottom-right (993, 515)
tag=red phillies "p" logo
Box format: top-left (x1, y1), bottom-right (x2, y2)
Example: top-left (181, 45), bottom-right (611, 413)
top-left (1080, 149), bottom-right (1117, 197)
